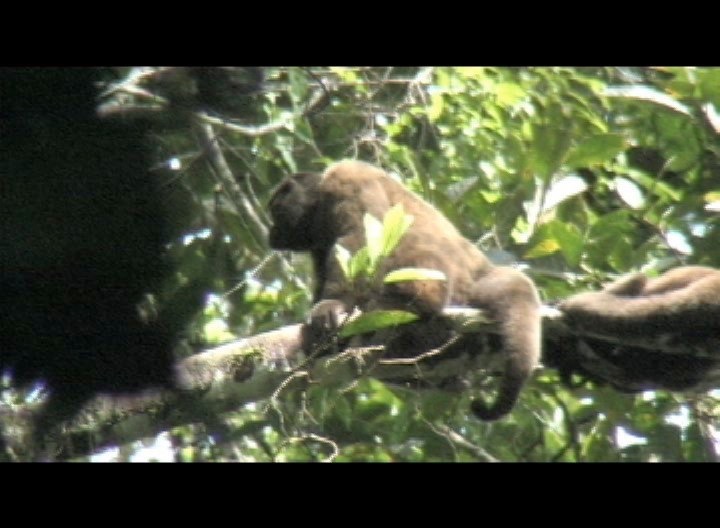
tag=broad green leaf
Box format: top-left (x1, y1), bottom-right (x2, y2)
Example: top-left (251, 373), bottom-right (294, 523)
top-left (525, 220), bottom-right (583, 266)
top-left (455, 67), bottom-right (487, 80)
top-left (348, 247), bottom-right (370, 280)
top-left (329, 67), bottom-right (359, 84)
top-left (604, 85), bottom-right (691, 116)
top-left (530, 121), bottom-right (573, 180)
top-left (381, 204), bottom-right (414, 258)
top-left (339, 310), bottom-right (420, 338)
top-left (702, 102), bottom-right (720, 133)
top-left (287, 68), bottom-right (309, 108)
top-left (363, 213), bottom-right (384, 267)
top-left (652, 112), bottom-right (702, 171)
top-left (335, 244), bottom-right (351, 279)
top-left (554, 224), bottom-right (584, 267)
top-left (383, 267), bottom-right (447, 283)
top-left (565, 134), bottom-right (626, 168)
top-left (428, 93), bottom-right (444, 122)
top-left (614, 177), bottom-right (645, 209)
top-left (495, 82), bottom-right (526, 107)
top-left (524, 238), bottom-right (561, 259)
top-left (542, 174), bottom-right (589, 211)
top-left (697, 69), bottom-right (720, 107)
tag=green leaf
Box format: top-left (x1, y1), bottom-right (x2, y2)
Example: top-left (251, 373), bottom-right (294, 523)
top-left (604, 85), bottom-right (691, 116)
top-left (347, 247), bottom-right (370, 280)
top-left (541, 174), bottom-right (588, 212)
top-left (530, 121), bottom-right (573, 180)
top-left (383, 267), bottom-right (447, 283)
top-left (565, 133), bottom-right (626, 168)
top-left (428, 93), bottom-right (444, 122)
top-left (329, 67), bottom-right (359, 84)
top-left (363, 213), bottom-right (385, 266)
top-left (495, 82), bottom-right (526, 107)
top-left (526, 221), bottom-right (584, 266)
top-left (620, 170), bottom-right (682, 201)
top-left (613, 177), bottom-right (645, 209)
top-left (698, 68), bottom-right (720, 107)
top-left (339, 310), bottom-right (420, 338)
top-left (287, 68), bottom-right (310, 109)
top-left (335, 244), bottom-right (351, 279)
top-left (524, 238), bottom-right (561, 259)
top-left (380, 204), bottom-right (414, 258)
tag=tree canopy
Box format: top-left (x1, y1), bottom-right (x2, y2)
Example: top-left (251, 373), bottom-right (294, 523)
top-left (3, 66), bottom-right (720, 462)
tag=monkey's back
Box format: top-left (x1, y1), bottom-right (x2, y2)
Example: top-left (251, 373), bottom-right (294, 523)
top-left (321, 160), bottom-right (493, 306)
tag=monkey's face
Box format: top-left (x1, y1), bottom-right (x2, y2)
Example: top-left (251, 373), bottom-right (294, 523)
top-left (268, 172), bottom-right (325, 250)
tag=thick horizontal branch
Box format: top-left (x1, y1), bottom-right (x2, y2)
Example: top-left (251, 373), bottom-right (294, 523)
top-left (7, 305), bottom-right (720, 460)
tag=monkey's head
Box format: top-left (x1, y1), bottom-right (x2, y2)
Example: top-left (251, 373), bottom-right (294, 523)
top-left (268, 172), bottom-right (330, 250)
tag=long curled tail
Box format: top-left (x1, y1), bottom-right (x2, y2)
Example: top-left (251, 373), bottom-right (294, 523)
top-left (470, 269), bottom-right (541, 421)
top-left (471, 367), bottom-right (533, 421)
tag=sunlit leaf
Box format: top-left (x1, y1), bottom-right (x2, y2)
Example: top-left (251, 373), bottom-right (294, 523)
top-left (363, 213), bottom-right (384, 267)
top-left (339, 310), bottom-right (420, 338)
top-left (525, 238), bottom-right (561, 259)
top-left (383, 267), bottom-right (447, 283)
top-left (604, 85), bottom-right (691, 116)
top-left (329, 67), bottom-right (359, 84)
top-left (665, 230), bottom-right (692, 254)
top-left (381, 204), bottom-right (414, 258)
top-left (614, 177), bottom-right (645, 209)
top-left (335, 244), bottom-right (351, 279)
top-left (348, 247), bottom-right (370, 280)
top-left (526, 220), bottom-right (583, 266)
top-left (495, 82), bottom-right (525, 106)
top-left (428, 93), bottom-right (444, 122)
top-left (702, 102), bottom-right (720, 133)
top-left (542, 174), bottom-right (589, 211)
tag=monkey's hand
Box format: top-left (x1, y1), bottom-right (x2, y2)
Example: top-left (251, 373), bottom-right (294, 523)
top-left (309, 299), bottom-right (351, 330)
top-left (301, 299), bottom-right (352, 356)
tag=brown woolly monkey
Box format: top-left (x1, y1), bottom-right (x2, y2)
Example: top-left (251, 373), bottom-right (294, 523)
top-left (268, 160), bottom-right (541, 421)
top-left (559, 266), bottom-right (720, 339)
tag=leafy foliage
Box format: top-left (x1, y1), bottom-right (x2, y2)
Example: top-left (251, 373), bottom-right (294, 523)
top-left (333, 203), bottom-right (446, 339)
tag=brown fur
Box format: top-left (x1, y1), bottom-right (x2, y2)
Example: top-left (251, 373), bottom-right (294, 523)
top-left (269, 160), bottom-right (541, 421)
top-left (560, 266), bottom-right (720, 338)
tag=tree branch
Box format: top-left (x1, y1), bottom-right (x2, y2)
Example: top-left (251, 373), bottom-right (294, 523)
top-left (4, 305), bottom-right (720, 460)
